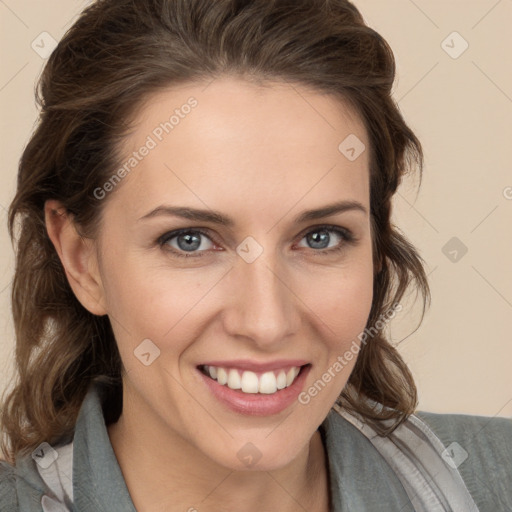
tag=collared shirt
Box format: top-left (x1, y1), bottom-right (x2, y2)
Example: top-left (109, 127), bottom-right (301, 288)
top-left (1, 381), bottom-right (511, 511)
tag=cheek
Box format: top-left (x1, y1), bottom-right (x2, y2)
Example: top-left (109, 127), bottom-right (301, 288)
top-left (99, 254), bottom-right (225, 352)
top-left (294, 269), bottom-right (374, 423)
top-left (99, 239), bottom-right (374, 365)
top-left (301, 256), bottom-right (374, 340)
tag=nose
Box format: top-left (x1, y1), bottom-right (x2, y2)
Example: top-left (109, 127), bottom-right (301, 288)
top-left (222, 250), bottom-right (300, 350)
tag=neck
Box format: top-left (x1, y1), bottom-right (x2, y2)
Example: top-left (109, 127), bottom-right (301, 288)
top-left (107, 390), bottom-right (330, 512)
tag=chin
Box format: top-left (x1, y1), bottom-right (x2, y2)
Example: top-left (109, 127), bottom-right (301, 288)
top-left (200, 434), bottom-right (311, 473)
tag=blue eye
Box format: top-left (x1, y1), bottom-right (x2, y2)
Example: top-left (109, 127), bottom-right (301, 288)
top-left (157, 225), bottom-right (356, 259)
top-left (158, 228), bottom-right (216, 258)
top-left (296, 226), bottom-right (354, 253)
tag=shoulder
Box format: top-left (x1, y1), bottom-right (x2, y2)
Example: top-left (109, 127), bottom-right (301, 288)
top-left (416, 409), bottom-right (512, 436)
top-left (0, 460), bottom-right (19, 511)
top-left (415, 409), bottom-right (512, 459)
top-left (415, 410), bottom-right (512, 511)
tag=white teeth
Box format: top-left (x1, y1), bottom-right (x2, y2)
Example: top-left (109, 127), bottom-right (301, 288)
top-left (241, 371), bottom-right (259, 393)
top-left (286, 368), bottom-right (296, 387)
top-left (203, 365), bottom-right (303, 394)
top-left (217, 367), bottom-right (228, 385)
top-left (276, 370), bottom-right (287, 390)
top-left (227, 369), bottom-right (242, 389)
top-left (259, 371), bottom-right (277, 394)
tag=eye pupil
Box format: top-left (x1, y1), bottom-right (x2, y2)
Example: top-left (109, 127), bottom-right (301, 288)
top-left (178, 233), bottom-right (201, 251)
top-left (308, 230), bottom-right (330, 249)
top-left (161, 226), bottom-right (349, 258)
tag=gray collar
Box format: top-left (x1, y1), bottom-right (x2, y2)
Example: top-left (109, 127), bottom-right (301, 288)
top-left (73, 382), bottom-right (412, 511)
top-left (22, 380), bottom-right (477, 512)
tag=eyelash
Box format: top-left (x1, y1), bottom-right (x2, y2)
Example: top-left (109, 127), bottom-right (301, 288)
top-left (157, 225), bottom-right (357, 259)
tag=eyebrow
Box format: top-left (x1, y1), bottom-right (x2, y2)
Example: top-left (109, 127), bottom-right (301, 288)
top-left (138, 200), bottom-right (367, 227)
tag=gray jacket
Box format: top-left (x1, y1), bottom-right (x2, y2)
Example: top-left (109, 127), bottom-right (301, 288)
top-left (1, 381), bottom-right (511, 511)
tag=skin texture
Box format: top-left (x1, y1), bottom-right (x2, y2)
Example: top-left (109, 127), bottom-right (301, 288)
top-left (45, 76), bottom-right (374, 512)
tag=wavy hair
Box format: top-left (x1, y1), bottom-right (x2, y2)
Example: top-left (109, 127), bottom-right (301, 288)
top-left (0, 0), bottom-right (430, 463)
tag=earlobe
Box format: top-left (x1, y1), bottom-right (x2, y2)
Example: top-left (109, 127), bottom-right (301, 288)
top-left (44, 199), bottom-right (107, 316)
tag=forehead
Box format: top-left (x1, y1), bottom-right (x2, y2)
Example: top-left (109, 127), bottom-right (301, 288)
top-left (107, 77), bottom-right (370, 222)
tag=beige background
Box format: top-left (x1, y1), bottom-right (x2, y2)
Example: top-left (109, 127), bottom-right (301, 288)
top-left (0, 0), bottom-right (511, 419)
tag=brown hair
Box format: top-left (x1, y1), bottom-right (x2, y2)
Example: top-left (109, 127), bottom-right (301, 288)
top-left (1, 0), bottom-right (430, 463)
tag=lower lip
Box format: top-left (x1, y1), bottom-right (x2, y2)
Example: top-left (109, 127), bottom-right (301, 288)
top-left (198, 365), bottom-right (311, 416)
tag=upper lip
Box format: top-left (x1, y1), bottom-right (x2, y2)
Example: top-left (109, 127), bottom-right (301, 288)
top-left (198, 359), bottom-right (309, 372)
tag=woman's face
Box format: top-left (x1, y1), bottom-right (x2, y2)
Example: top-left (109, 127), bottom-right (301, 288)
top-left (92, 77), bottom-right (374, 470)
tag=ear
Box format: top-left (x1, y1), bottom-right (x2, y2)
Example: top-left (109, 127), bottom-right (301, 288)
top-left (44, 199), bottom-right (107, 316)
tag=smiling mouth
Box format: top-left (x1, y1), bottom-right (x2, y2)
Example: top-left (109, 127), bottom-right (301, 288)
top-left (198, 364), bottom-right (309, 395)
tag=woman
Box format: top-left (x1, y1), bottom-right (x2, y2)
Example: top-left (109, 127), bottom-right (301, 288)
top-left (0, 0), bottom-right (510, 511)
